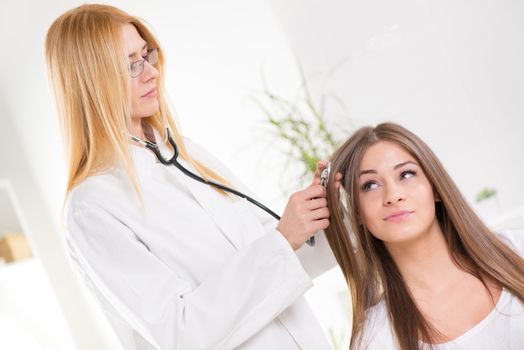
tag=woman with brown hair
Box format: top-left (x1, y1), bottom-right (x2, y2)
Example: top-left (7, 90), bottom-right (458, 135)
top-left (44, 4), bottom-right (338, 350)
top-left (324, 122), bottom-right (524, 349)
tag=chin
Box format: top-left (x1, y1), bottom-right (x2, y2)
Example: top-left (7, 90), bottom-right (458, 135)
top-left (135, 106), bottom-right (160, 118)
top-left (384, 233), bottom-right (423, 245)
top-left (133, 98), bottom-right (160, 116)
top-left (372, 225), bottom-right (425, 244)
top-left (145, 101), bottom-right (160, 115)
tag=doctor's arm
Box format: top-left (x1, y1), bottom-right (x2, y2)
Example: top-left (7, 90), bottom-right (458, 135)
top-left (229, 161), bottom-right (340, 279)
top-left (67, 203), bottom-right (313, 350)
top-left (183, 138), bottom-right (338, 279)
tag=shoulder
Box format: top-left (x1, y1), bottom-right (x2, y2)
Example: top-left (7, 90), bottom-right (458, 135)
top-left (64, 174), bottom-right (141, 247)
top-left (65, 171), bottom-right (135, 218)
top-left (359, 299), bottom-right (396, 349)
top-left (495, 228), bottom-right (524, 256)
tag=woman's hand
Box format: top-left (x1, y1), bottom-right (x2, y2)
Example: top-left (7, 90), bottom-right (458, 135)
top-left (276, 161), bottom-right (342, 250)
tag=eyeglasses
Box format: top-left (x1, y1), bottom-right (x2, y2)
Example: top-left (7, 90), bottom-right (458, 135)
top-left (129, 48), bottom-right (158, 78)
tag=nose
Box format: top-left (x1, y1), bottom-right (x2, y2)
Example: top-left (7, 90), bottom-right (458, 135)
top-left (141, 60), bottom-right (159, 81)
top-left (383, 183), bottom-right (405, 206)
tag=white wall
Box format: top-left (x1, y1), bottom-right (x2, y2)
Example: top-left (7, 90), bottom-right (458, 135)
top-left (270, 0), bottom-right (524, 214)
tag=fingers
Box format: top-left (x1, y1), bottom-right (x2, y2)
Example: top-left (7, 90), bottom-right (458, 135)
top-left (309, 207), bottom-right (329, 220)
top-left (308, 174), bottom-right (342, 195)
top-left (277, 165), bottom-right (343, 250)
top-left (311, 160), bottom-right (329, 185)
top-left (306, 197), bottom-right (327, 210)
top-left (310, 218), bottom-right (330, 232)
top-left (303, 185), bottom-right (326, 200)
top-left (277, 184), bottom-right (330, 250)
top-left (316, 160), bottom-right (329, 172)
top-left (310, 160), bottom-right (344, 190)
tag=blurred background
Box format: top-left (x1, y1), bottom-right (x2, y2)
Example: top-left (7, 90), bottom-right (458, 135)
top-left (0, 0), bottom-right (523, 349)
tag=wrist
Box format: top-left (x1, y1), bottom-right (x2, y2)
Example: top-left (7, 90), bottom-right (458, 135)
top-left (275, 226), bottom-right (300, 250)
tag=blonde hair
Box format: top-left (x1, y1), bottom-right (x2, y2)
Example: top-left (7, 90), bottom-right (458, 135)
top-left (45, 4), bottom-right (229, 203)
top-left (325, 123), bottom-right (524, 350)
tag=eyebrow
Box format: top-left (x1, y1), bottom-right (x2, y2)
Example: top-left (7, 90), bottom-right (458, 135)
top-left (128, 43), bottom-right (149, 59)
top-left (359, 160), bottom-right (419, 177)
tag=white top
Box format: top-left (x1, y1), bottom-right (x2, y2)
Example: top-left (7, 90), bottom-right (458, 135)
top-left (362, 229), bottom-right (524, 350)
top-left (63, 133), bottom-right (337, 350)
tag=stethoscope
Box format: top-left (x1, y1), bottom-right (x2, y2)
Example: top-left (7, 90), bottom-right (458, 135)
top-left (130, 128), bottom-right (329, 247)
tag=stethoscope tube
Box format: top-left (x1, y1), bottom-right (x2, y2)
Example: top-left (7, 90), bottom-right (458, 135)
top-left (131, 128), bottom-right (315, 246)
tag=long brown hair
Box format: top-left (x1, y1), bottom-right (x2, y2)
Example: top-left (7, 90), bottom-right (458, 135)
top-left (45, 4), bottom-right (229, 203)
top-left (324, 122), bottom-right (524, 349)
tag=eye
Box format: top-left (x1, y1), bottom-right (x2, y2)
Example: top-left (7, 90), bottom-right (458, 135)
top-left (400, 170), bottom-right (416, 180)
top-left (129, 61), bottom-right (141, 72)
top-left (361, 181), bottom-right (379, 192)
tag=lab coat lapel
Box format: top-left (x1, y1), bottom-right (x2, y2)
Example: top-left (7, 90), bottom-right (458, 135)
top-left (153, 131), bottom-right (246, 251)
top-left (174, 161), bottom-right (247, 251)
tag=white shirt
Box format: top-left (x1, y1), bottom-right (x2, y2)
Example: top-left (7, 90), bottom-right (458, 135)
top-left (361, 229), bottom-right (524, 350)
top-left (64, 135), bottom-right (336, 350)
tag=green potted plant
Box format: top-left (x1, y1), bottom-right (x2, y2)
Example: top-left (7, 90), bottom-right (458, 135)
top-left (251, 63), bottom-right (354, 191)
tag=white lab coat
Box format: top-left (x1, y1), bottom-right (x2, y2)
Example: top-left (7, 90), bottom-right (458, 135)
top-left (64, 132), bottom-right (337, 350)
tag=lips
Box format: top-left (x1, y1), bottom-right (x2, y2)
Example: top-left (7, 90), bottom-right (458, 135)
top-left (383, 210), bottom-right (414, 222)
top-left (142, 87), bottom-right (157, 97)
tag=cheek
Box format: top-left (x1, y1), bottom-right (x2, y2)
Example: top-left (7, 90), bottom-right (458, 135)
top-left (407, 180), bottom-right (438, 228)
top-left (357, 194), bottom-right (381, 229)
top-left (130, 81), bottom-right (140, 108)
top-left (411, 181), bottom-right (435, 208)
top-left (419, 189), bottom-right (437, 221)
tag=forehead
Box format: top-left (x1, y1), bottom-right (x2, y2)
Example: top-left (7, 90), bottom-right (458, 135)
top-left (360, 141), bottom-right (415, 170)
top-left (121, 24), bottom-right (146, 54)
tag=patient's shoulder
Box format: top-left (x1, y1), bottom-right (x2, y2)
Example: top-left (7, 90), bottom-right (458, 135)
top-left (359, 299), bottom-right (396, 349)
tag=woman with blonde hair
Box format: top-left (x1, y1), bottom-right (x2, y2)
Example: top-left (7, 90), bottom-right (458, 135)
top-left (45, 4), bottom-right (338, 350)
top-left (324, 122), bottom-right (524, 349)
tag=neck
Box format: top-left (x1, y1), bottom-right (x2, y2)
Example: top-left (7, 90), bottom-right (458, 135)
top-left (385, 222), bottom-right (462, 293)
